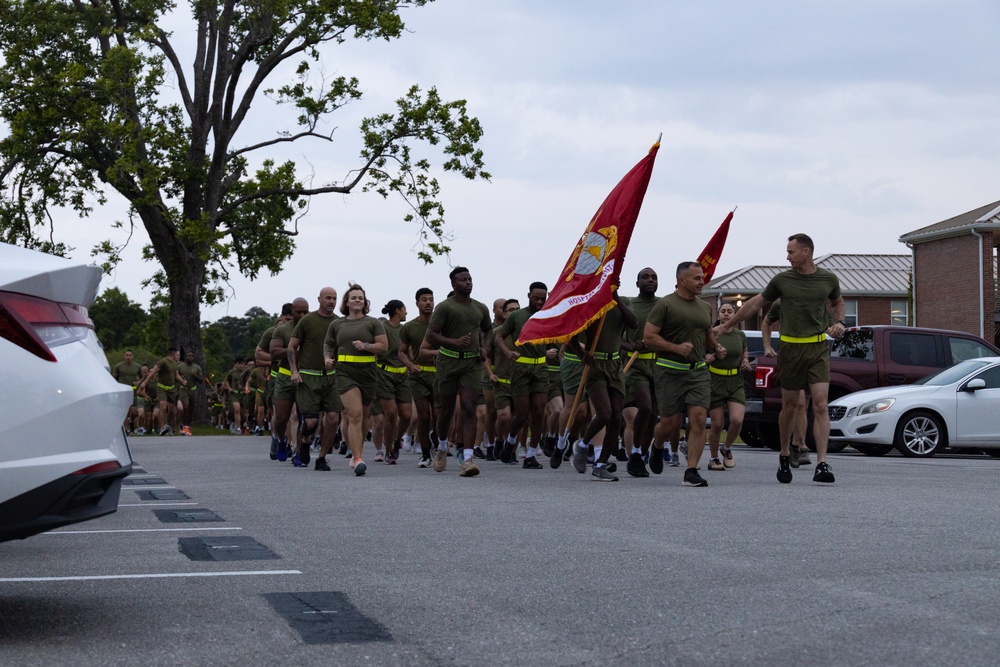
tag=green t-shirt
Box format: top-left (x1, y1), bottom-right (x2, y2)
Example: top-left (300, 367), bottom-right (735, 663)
top-left (291, 311), bottom-right (339, 370)
top-left (585, 303), bottom-right (627, 354)
top-left (499, 306), bottom-right (547, 358)
top-left (177, 362), bottom-right (202, 388)
top-left (429, 297), bottom-right (490, 353)
top-left (760, 268), bottom-right (840, 338)
top-left (766, 299), bottom-right (830, 328)
top-left (400, 317), bottom-right (431, 366)
top-left (257, 325), bottom-right (278, 372)
top-left (249, 366), bottom-right (267, 390)
top-left (622, 293), bottom-right (659, 344)
top-left (712, 330), bottom-right (747, 371)
top-left (155, 357), bottom-right (178, 386)
top-left (224, 367), bottom-right (243, 393)
top-left (378, 319), bottom-right (403, 367)
top-left (326, 315), bottom-right (385, 359)
top-left (112, 361), bottom-right (142, 387)
top-left (492, 324), bottom-right (514, 378)
top-left (645, 292), bottom-right (713, 365)
top-left (270, 320), bottom-right (296, 371)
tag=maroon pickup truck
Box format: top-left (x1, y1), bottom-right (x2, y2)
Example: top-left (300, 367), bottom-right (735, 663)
top-left (740, 325), bottom-right (1000, 451)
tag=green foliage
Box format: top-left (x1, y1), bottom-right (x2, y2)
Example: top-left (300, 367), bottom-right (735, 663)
top-left (0, 0), bottom-right (488, 359)
top-left (90, 287), bottom-right (149, 350)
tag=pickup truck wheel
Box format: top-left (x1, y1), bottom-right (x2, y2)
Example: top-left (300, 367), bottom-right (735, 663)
top-left (756, 423), bottom-right (781, 450)
top-left (853, 444), bottom-right (893, 456)
top-left (894, 411), bottom-right (945, 458)
top-left (740, 427), bottom-right (762, 447)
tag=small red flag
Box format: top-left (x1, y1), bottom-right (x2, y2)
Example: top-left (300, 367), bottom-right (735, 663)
top-left (698, 209), bottom-right (734, 283)
top-left (517, 141), bottom-right (660, 345)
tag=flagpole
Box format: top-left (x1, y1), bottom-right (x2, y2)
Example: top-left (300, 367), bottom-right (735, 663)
top-left (561, 314), bottom-right (607, 439)
top-left (622, 349), bottom-right (640, 375)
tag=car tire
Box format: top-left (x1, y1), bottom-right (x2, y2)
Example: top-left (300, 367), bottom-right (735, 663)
top-left (757, 422), bottom-right (781, 451)
top-left (853, 443), bottom-right (893, 457)
top-left (740, 427), bottom-right (762, 448)
top-left (984, 449), bottom-right (1000, 458)
top-left (894, 410), bottom-right (945, 458)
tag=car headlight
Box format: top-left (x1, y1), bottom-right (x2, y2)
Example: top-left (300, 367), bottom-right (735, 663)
top-left (858, 398), bottom-right (895, 415)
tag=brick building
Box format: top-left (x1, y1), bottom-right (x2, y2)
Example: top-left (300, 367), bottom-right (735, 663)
top-left (702, 254), bottom-right (911, 329)
top-left (898, 200), bottom-right (1000, 346)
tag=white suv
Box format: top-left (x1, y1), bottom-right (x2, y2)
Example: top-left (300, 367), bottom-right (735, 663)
top-left (0, 243), bottom-right (133, 541)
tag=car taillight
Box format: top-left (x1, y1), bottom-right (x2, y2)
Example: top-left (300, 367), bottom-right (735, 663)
top-left (0, 291), bottom-right (94, 361)
top-left (755, 365), bottom-right (775, 389)
top-left (72, 460), bottom-right (123, 475)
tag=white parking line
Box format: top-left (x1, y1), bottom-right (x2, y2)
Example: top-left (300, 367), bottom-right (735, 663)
top-left (118, 502), bottom-right (199, 507)
top-left (43, 527), bottom-right (242, 535)
top-left (0, 570), bottom-right (302, 583)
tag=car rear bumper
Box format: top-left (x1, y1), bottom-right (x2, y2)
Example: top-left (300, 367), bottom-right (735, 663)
top-left (0, 462), bottom-right (132, 542)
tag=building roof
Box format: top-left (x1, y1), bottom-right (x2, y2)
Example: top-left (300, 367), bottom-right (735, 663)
top-left (899, 199), bottom-right (1000, 244)
top-left (704, 254), bottom-right (911, 297)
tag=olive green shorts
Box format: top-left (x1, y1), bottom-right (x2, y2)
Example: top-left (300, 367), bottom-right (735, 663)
top-left (560, 358), bottom-right (586, 400)
top-left (547, 366), bottom-right (563, 401)
top-left (296, 372), bottom-right (342, 413)
top-left (585, 358), bottom-right (626, 398)
top-left (777, 340), bottom-right (830, 391)
top-left (511, 361), bottom-right (548, 397)
top-left (377, 367), bottom-right (413, 403)
top-left (273, 371), bottom-right (296, 402)
top-left (335, 361), bottom-right (379, 405)
top-left (494, 378), bottom-right (512, 410)
top-left (654, 366), bottom-right (710, 417)
top-left (709, 372), bottom-right (746, 409)
top-left (410, 369), bottom-right (437, 403)
top-left (436, 355), bottom-right (483, 397)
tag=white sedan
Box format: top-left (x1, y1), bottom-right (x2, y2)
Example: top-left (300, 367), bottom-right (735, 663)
top-left (828, 357), bottom-right (1000, 458)
top-left (0, 243), bottom-right (133, 541)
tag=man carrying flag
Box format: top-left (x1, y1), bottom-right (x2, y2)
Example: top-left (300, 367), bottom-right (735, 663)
top-left (516, 140), bottom-right (661, 464)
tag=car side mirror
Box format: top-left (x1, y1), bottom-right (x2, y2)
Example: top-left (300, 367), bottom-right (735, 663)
top-left (964, 378), bottom-right (987, 392)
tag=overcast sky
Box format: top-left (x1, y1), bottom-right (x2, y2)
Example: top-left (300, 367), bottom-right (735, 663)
top-left (59, 0), bottom-right (1000, 321)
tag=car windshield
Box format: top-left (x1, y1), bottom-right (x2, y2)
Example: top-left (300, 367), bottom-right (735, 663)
top-left (913, 359), bottom-right (991, 386)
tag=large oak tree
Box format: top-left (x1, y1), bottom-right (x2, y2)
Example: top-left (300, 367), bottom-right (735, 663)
top-left (0, 0), bottom-right (488, 371)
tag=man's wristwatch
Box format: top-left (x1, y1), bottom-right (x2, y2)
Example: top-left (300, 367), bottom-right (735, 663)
top-left (837, 320), bottom-right (846, 326)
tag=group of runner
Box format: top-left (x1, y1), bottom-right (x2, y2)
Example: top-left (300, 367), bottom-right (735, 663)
top-left (113, 232), bottom-right (845, 485)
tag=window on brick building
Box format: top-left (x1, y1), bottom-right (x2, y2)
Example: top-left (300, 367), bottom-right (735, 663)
top-left (890, 300), bottom-right (909, 326)
top-left (844, 300), bottom-right (858, 327)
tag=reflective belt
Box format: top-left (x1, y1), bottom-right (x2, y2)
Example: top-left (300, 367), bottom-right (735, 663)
top-left (255, 387), bottom-right (265, 393)
top-left (337, 355), bottom-right (375, 363)
top-left (563, 353), bottom-right (582, 363)
top-left (378, 363), bottom-right (406, 374)
top-left (270, 369), bottom-right (277, 378)
top-left (439, 347), bottom-right (480, 359)
top-left (277, 367), bottom-right (292, 376)
top-left (514, 356), bottom-right (547, 365)
top-left (593, 351), bottom-right (620, 361)
top-left (709, 366), bottom-right (739, 376)
top-left (779, 333), bottom-right (827, 344)
top-left (157, 383), bottom-right (175, 391)
top-left (655, 359), bottom-right (707, 371)
top-left (299, 369), bottom-right (325, 376)
top-left (417, 365), bottom-right (436, 373)
top-left (547, 366), bottom-right (561, 372)
top-left (630, 352), bottom-right (656, 360)
top-left (495, 377), bottom-right (511, 385)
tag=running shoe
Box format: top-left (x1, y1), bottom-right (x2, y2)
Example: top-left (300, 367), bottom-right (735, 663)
top-left (790, 447), bottom-right (801, 468)
top-left (314, 457), bottom-right (330, 471)
top-left (722, 448), bottom-right (735, 469)
top-left (626, 452), bottom-right (648, 478)
top-left (473, 446), bottom-right (486, 460)
top-left (813, 461), bottom-right (835, 483)
top-left (678, 438), bottom-right (688, 458)
top-left (669, 452), bottom-right (680, 467)
top-left (417, 456), bottom-right (432, 468)
top-left (542, 436), bottom-right (556, 458)
top-left (571, 441), bottom-right (588, 474)
top-left (401, 434), bottom-right (413, 452)
top-left (649, 447), bottom-right (664, 475)
top-left (459, 459), bottom-right (480, 477)
top-left (682, 468), bottom-right (708, 487)
top-left (433, 450), bottom-right (447, 472)
top-left (777, 455), bottom-right (792, 484)
top-left (269, 437), bottom-right (278, 460)
top-left (159, 424), bottom-right (172, 436)
top-left (385, 453), bottom-right (397, 465)
top-left (615, 447), bottom-right (628, 462)
top-left (499, 442), bottom-right (514, 464)
top-left (374, 450), bottom-right (385, 463)
top-left (798, 448), bottom-right (812, 466)
top-left (292, 453), bottom-right (304, 468)
top-left (485, 446), bottom-right (496, 462)
top-left (591, 466), bottom-right (619, 482)
top-left (276, 440), bottom-right (288, 462)
top-left (606, 462), bottom-right (618, 474)
top-left (522, 456), bottom-right (543, 469)
top-left (298, 449), bottom-right (311, 467)
top-left (549, 446), bottom-right (564, 469)
top-left (707, 458), bottom-right (725, 471)
top-left (353, 458), bottom-right (367, 476)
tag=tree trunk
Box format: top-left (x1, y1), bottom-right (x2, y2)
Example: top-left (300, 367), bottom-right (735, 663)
top-left (169, 256), bottom-right (210, 425)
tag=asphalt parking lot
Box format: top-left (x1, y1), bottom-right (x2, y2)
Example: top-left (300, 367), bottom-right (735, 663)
top-left (2, 437), bottom-right (999, 666)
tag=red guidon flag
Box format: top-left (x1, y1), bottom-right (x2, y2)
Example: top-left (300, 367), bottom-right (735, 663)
top-left (698, 208), bottom-right (735, 283)
top-left (517, 140), bottom-right (660, 345)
